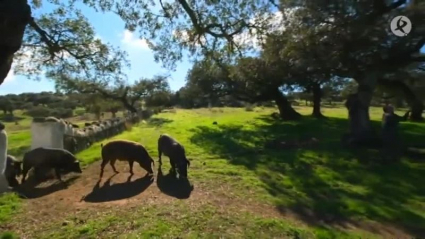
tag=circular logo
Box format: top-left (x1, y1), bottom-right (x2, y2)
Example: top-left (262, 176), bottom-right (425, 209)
top-left (390, 16), bottom-right (412, 37)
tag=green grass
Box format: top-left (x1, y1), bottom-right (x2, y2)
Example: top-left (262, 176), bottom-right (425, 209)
top-left (39, 202), bottom-right (317, 239)
top-left (35, 201), bottom-right (379, 239)
top-left (1, 106), bottom-right (425, 238)
top-left (0, 231), bottom-right (19, 239)
top-left (0, 193), bottom-right (21, 224)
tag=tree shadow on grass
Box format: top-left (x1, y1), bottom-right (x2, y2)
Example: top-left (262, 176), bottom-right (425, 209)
top-left (190, 115), bottom-right (425, 237)
top-left (82, 173), bottom-right (154, 203)
top-left (148, 118), bottom-right (174, 127)
top-left (0, 115), bottom-right (24, 122)
top-left (156, 166), bottom-right (194, 199)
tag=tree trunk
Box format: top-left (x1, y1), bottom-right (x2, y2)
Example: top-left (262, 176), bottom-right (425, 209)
top-left (395, 97), bottom-right (404, 108)
top-left (378, 79), bottom-right (424, 122)
top-left (343, 74), bottom-right (379, 147)
top-left (0, 0), bottom-right (31, 85)
top-left (274, 90), bottom-right (301, 121)
top-left (410, 100), bottom-right (424, 122)
top-left (111, 111), bottom-right (117, 118)
top-left (312, 83), bottom-right (324, 118)
top-left (120, 99), bottom-right (138, 113)
top-left (95, 111), bottom-right (101, 121)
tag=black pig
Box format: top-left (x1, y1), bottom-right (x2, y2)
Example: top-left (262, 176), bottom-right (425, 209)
top-left (99, 140), bottom-right (154, 178)
top-left (158, 134), bottom-right (190, 178)
top-left (21, 147), bottom-right (82, 184)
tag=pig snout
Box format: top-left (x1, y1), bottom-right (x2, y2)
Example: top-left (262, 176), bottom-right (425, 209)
top-left (72, 161), bottom-right (83, 173)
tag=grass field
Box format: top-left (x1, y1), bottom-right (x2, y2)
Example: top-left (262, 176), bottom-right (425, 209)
top-left (1, 106), bottom-right (425, 238)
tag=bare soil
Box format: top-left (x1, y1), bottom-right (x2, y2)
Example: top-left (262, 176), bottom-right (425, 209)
top-left (2, 161), bottom-right (415, 239)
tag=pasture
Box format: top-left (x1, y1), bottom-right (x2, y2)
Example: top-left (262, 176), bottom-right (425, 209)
top-left (1, 106), bottom-right (425, 239)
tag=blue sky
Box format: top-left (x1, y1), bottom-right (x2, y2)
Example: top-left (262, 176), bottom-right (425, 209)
top-left (0, 3), bottom-right (424, 95)
top-left (1, 2), bottom-right (192, 95)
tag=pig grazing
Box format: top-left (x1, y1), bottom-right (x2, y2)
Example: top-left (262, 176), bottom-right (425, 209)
top-left (21, 147), bottom-right (82, 184)
top-left (158, 134), bottom-right (190, 178)
top-left (100, 140), bottom-right (154, 178)
top-left (5, 155), bottom-right (22, 187)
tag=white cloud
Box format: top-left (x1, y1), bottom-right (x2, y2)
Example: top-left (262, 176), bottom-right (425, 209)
top-left (234, 11), bottom-right (286, 50)
top-left (120, 30), bottom-right (150, 50)
top-left (172, 29), bottom-right (206, 47)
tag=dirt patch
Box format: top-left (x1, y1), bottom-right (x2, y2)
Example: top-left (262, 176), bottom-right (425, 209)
top-left (2, 161), bottom-right (417, 239)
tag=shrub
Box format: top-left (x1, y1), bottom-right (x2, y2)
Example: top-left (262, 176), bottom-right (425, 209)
top-left (74, 108), bottom-right (86, 116)
top-left (125, 121), bottom-right (133, 131)
top-left (25, 106), bottom-right (73, 118)
top-left (261, 101), bottom-right (275, 107)
top-left (50, 108), bottom-right (73, 118)
top-left (245, 104), bottom-right (255, 112)
top-left (0, 231), bottom-right (19, 239)
top-left (140, 109), bottom-right (153, 120)
top-left (25, 106), bottom-right (50, 117)
top-left (291, 101), bottom-right (300, 106)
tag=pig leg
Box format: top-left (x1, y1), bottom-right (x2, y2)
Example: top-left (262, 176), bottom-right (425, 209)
top-left (21, 164), bottom-right (31, 184)
top-left (54, 168), bottom-right (63, 182)
top-left (99, 159), bottom-right (108, 179)
top-left (158, 147), bottom-right (162, 165)
top-left (169, 157), bottom-right (176, 174)
top-left (7, 176), bottom-right (19, 187)
top-left (128, 160), bottom-right (134, 175)
top-left (110, 159), bottom-right (119, 174)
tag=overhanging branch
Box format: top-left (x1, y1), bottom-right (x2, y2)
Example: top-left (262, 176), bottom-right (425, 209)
top-left (412, 56), bottom-right (425, 62)
top-left (28, 17), bottom-right (59, 59)
top-left (176, 0), bottom-right (249, 40)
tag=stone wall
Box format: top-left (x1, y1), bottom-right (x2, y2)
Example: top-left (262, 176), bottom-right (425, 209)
top-left (62, 113), bottom-right (140, 154)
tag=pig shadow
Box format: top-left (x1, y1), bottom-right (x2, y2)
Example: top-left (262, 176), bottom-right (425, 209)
top-left (82, 173), bottom-right (154, 203)
top-left (17, 176), bottom-right (79, 199)
top-left (156, 166), bottom-right (194, 199)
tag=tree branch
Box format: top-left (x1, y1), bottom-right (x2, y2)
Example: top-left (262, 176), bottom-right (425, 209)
top-left (378, 78), bottom-right (418, 105)
top-left (158, 0), bottom-right (171, 18)
top-left (176, 0), bottom-right (248, 40)
top-left (411, 56), bottom-right (425, 62)
top-left (28, 17), bottom-right (59, 59)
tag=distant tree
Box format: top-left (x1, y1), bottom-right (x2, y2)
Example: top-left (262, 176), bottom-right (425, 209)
top-left (25, 106), bottom-right (51, 118)
top-left (378, 68), bottom-right (425, 121)
top-left (0, 97), bottom-right (14, 115)
top-left (175, 85), bottom-right (205, 108)
top-left (230, 57), bottom-right (301, 120)
top-left (322, 77), bottom-right (351, 105)
top-left (82, 94), bottom-right (104, 120)
top-left (145, 90), bottom-right (174, 108)
top-left (56, 74), bottom-right (171, 113)
top-left (186, 60), bottom-right (230, 106)
top-left (104, 100), bottom-right (124, 118)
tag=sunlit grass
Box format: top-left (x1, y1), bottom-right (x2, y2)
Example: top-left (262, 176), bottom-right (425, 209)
top-left (1, 106), bottom-right (424, 238)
